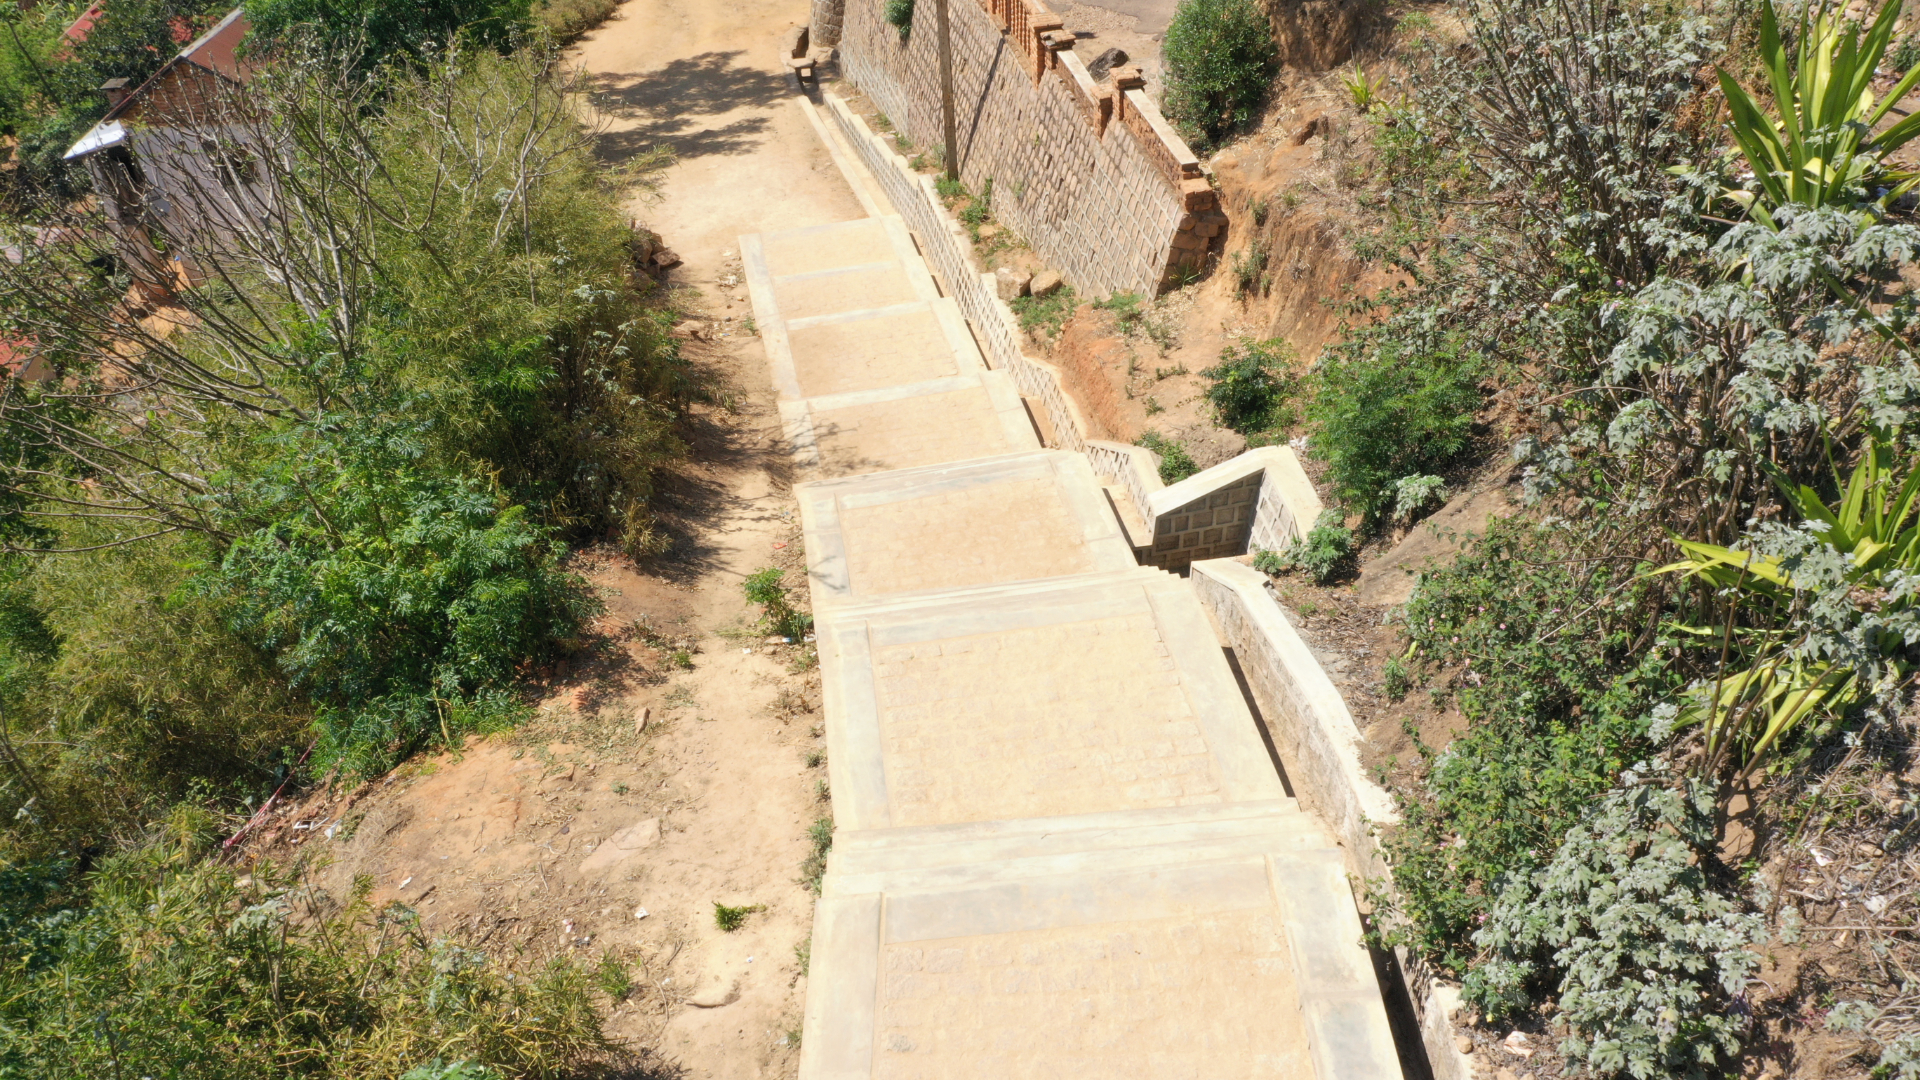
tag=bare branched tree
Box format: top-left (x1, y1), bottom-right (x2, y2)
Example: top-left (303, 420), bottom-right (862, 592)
top-left (0, 34), bottom-right (611, 549)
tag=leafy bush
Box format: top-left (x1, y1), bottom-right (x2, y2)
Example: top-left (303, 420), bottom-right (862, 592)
top-left (1253, 510), bottom-right (1352, 584)
top-left (713, 901), bottom-right (762, 932)
top-left (1306, 331), bottom-right (1482, 529)
top-left (207, 421), bottom-right (597, 777)
top-left (0, 849), bottom-right (610, 1079)
top-left (1202, 337), bottom-right (1300, 434)
top-left (1466, 774), bottom-right (1765, 1078)
top-left (1136, 431), bottom-right (1199, 483)
top-left (244, 0), bottom-right (535, 67)
top-left (743, 566), bottom-right (812, 643)
top-left (1377, 521), bottom-right (1673, 974)
top-left (1163, 0), bottom-right (1277, 148)
top-left (532, 0), bottom-right (617, 41)
top-left (885, 0), bottom-right (914, 37)
top-left (1391, 474), bottom-right (1448, 524)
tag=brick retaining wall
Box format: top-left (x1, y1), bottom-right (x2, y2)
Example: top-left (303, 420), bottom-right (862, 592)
top-left (829, 0), bottom-right (1222, 297)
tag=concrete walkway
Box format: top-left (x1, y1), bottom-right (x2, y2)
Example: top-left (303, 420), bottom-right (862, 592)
top-left (750, 142), bottom-right (1397, 1079)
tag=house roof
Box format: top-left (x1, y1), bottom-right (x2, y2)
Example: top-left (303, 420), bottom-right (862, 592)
top-left (63, 8), bottom-right (252, 161)
top-left (62, 2), bottom-right (107, 44)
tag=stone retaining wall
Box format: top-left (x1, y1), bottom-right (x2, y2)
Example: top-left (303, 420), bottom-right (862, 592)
top-left (826, 0), bottom-right (1223, 296)
top-left (824, 91), bottom-right (1093, 453)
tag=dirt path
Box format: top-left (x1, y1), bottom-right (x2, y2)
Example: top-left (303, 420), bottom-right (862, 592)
top-left (244, 5), bottom-right (867, 1078)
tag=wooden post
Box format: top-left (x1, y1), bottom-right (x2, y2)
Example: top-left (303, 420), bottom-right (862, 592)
top-left (935, 0), bottom-right (958, 181)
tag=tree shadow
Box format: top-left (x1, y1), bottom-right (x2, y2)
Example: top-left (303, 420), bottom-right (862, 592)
top-left (589, 51), bottom-right (787, 162)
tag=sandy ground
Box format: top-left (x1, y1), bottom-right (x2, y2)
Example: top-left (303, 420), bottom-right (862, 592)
top-left (244, 2), bottom-right (866, 1077)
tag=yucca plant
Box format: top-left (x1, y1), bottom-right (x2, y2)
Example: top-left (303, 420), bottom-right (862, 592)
top-left (1344, 63), bottom-right (1388, 114)
top-left (1718, 0), bottom-right (1920, 224)
top-left (1657, 432), bottom-right (1920, 777)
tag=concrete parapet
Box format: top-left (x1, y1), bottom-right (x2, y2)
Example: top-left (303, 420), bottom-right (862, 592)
top-left (1099, 444), bottom-right (1323, 572)
top-left (1186, 558), bottom-right (1396, 877)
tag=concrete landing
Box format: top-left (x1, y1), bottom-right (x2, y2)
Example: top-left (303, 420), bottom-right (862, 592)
top-left (818, 570), bottom-right (1288, 831)
top-left (798, 450), bottom-right (1136, 605)
top-left (744, 197), bottom-right (1398, 1078)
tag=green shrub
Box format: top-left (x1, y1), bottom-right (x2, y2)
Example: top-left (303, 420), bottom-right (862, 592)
top-left (244, 0), bottom-right (535, 68)
top-left (533, 0), bottom-right (617, 41)
top-left (885, 0), bottom-right (914, 37)
top-left (801, 816), bottom-right (833, 893)
top-left (207, 421), bottom-right (598, 778)
top-left (0, 849), bottom-right (609, 1079)
top-left (1136, 431), bottom-right (1199, 483)
top-left (1253, 510), bottom-right (1352, 584)
top-left (713, 901), bottom-right (763, 932)
top-left (743, 566), bottom-right (812, 642)
top-left (1376, 521), bottom-right (1672, 976)
top-left (1163, 0), bottom-right (1278, 147)
top-left (1381, 656), bottom-right (1411, 701)
top-left (1466, 775), bottom-right (1764, 1078)
top-left (1307, 332), bottom-right (1483, 529)
top-left (1202, 337), bottom-right (1300, 434)
top-left (1009, 285), bottom-right (1077, 338)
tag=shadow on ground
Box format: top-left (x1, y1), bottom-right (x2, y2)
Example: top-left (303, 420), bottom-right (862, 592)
top-left (590, 50), bottom-right (785, 161)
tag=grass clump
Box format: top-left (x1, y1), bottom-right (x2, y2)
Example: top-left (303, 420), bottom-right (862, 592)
top-left (713, 901), bottom-right (765, 933)
top-left (1135, 432), bottom-right (1199, 484)
top-left (1163, 0), bottom-right (1278, 148)
top-left (533, 0), bottom-right (619, 41)
top-left (801, 816), bottom-right (834, 893)
top-left (0, 850), bottom-right (610, 1080)
top-left (1009, 285), bottom-right (1077, 338)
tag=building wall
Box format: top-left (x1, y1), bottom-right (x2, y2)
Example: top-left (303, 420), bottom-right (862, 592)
top-left (835, 0), bottom-right (1222, 298)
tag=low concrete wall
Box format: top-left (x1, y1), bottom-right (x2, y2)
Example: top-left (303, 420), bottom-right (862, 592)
top-left (1190, 557), bottom-right (1469, 1080)
top-left (824, 91), bottom-right (1094, 454)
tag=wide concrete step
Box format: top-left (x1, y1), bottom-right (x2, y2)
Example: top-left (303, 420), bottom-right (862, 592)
top-left (803, 839), bottom-right (1397, 1080)
top-left (836, 796), bottom-right (1303, 856)
top-left (796, 449), bottom-right (1137, 607)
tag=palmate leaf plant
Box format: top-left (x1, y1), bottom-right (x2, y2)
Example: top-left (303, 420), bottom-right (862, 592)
top-left (1654, 426), bottom-right (1920, 778)
top-left (1717, 0), bottom-right (1920, 225)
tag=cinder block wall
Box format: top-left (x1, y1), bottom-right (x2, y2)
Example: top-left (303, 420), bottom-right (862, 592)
top-left (835, 0), bottom-right (1220, 298)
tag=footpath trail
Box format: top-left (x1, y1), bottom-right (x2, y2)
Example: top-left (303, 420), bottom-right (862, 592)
top-left (743, 96), bottom-right (1401, 1079)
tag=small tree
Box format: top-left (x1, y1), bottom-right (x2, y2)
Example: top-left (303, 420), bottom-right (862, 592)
top-left (1163, 0), bottom-right (1276, 148)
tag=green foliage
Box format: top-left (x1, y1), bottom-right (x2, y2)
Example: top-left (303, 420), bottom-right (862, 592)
top-left (244, 0), bottom-right (534, 67)
top-left (531, 0), bottom-right (617, 42)
top-left (1377, 521), bottom-right (1672, 975)
top-left (206, 421), bottom-right (597, 778)
top-left (594, 954), bottom-right (631, 1001)
top-left (801, 816), bottom-right (833, 894)
top-left (743, 566), bottom-right (811, 643)
top-left (1230, 237), bottom-right (1269, 295)
top-left (1009, 285), bottom-right (1076, 338)
top-left (1254, 510), bottom-right (1353, 584)
top-left (0, 535), bottom-right (310, 848)
top-left (1306, 331), bottom-right (1482, 529)
top-left (1343, 62), bottom-right (1387, 113)
top-left (713, 901), bottom-right (762, 933)
top-left (1202, 337), bottom-right (1299, 434)
top-left (1162, 0), bottom-right (1276, 148)
top-left (1381, 656), bottom-right (1410, 701)
top-left (1391, 474), bottom-right (1448, 525)
top-left (1716, 0), bottom-right (1920, 223)
top-left (885, 0), bottom-right (914, 37)
top-left (1466, 774), bottom-right (1765, 1078)
top-left (0, 849), bottom-right (609, 1079)
top-left (400, 1063), bottom-right (503, 1080)
top-left (934, 175), bottom-right (965, 202)
top-left (1135, 431), bottom-right (1198, 484)
top-left (1652, 427), bottom-right (1920, 778)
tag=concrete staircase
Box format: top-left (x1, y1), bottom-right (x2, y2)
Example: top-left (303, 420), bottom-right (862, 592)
top-left (749, 212), bottom-right (1400, 1078)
